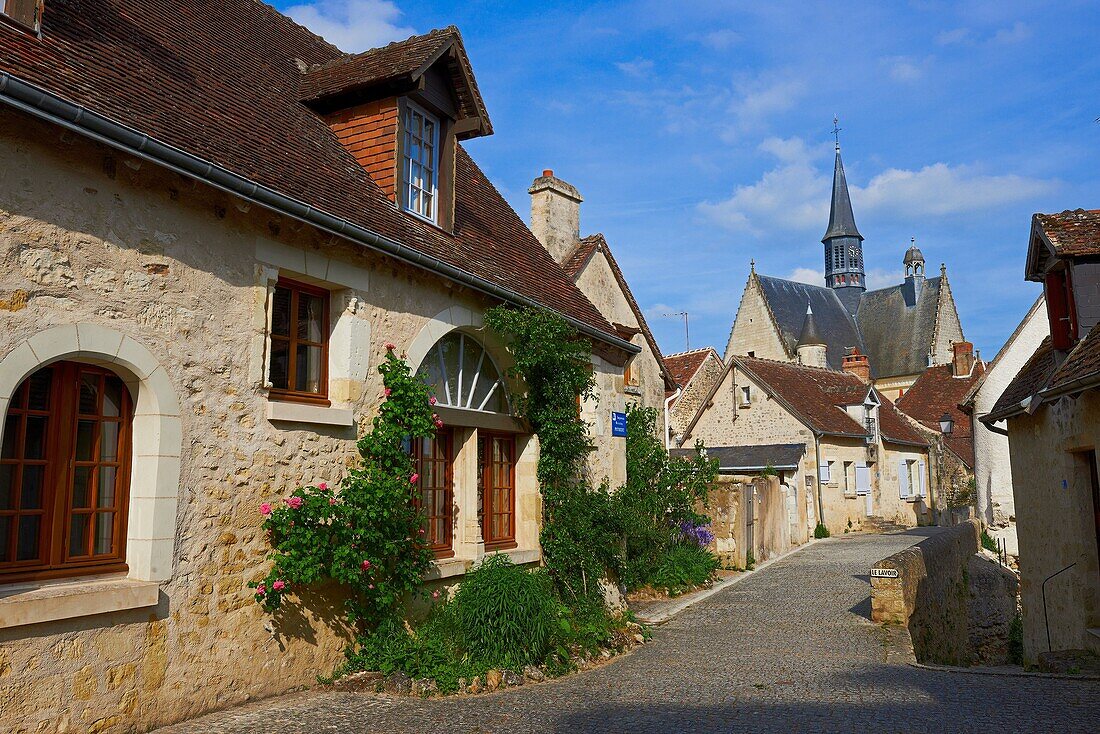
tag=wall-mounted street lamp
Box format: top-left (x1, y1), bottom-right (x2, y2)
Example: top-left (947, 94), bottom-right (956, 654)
top-left (939, 412), bottom-right (954, 436)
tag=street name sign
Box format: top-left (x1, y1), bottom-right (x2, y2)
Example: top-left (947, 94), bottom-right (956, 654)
top-left (870, 568), bottom-right (899, 578)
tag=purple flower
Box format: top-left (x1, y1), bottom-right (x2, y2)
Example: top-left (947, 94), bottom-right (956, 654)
top-left (677, 521), bottom-right (714, 547)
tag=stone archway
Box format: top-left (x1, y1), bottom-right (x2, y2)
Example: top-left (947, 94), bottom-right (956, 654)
top-left (0, 324), bottom-right (181, 581)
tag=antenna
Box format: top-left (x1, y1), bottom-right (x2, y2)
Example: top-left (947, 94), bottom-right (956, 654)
top-left (661, 312), bottom-right (690, 352)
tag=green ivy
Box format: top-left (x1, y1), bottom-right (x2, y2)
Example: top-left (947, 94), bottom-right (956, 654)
top-left (249, 348), bottom-right (438, 630)
top-left (484, 305), bottom-right (619, 602)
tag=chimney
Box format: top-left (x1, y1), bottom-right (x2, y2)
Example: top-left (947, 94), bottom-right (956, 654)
top-left (529, 169), bottom-right (582, 264)
top-left (952, 341), bottom-right (975, 377)
top-left (842, 348), bottom-right (871, 383)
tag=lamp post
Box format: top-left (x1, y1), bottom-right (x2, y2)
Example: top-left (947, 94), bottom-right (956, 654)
top-left (938, 412), bottom-right (955, 514)
top-left (939, 412), bottom-right (954, 436)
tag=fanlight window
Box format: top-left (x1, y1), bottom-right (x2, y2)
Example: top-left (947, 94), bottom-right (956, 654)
top-left (416, 333), bottom-right (509, 413)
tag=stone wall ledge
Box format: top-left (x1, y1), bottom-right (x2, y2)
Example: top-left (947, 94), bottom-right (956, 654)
top-left (0, 574), bottom-right (159, 629)
top-left (265, 399), bottom-right (354, 426)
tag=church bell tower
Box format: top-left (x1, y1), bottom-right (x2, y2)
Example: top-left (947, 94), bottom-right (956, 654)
top-left (822, 120), bottom-right (865, 314)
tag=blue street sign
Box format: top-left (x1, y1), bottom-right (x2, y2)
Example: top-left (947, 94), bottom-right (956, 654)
top-left (611, 411), bottom-right (627, 437)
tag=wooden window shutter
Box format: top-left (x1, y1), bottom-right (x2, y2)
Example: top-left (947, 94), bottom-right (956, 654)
top-left (818, 462), bottom-right (830, 483)
top-left (1045, 269), bottom-right (1078, 351)
top-left (855, 463), bottom-right (871, 495)
top-left (898, 460), bottom-right (910, 498)
top-left (3, 0), bottom-right (42, 30)
top-left (918, 461), bottom-right (927, 497)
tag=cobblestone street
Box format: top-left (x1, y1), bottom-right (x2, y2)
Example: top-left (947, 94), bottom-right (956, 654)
top-left (157, 532), bottom-right (1100, 733)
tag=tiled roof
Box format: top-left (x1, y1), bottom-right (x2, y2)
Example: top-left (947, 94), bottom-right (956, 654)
top-left (987, 337), bottom-right (1056, 421)
top-left (755, 276), bottom-right (863, 370)
top-left (671, 444), bottom-right (805, 472)
top-left (896, 362), bottom-right (986, 467)
top-left (877, 396), bottom-right (930, 448)
top-left (1035, 209), bottom-right (1100, 258)
top-left (857, 278), bottom-right (943, 379)
top-left (0, 2), bottom-right (615, 341)
top-left (663, 348), bottom-right (718, 390)
top-left (299, 26), bottom-right (491, 136)
top-left (1048, 322), bottom-right (1100, 392)
top-left (563, 234), bottom-right (674, 388)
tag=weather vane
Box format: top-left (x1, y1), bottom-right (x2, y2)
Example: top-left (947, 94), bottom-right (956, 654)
top-left (832, 116), bottom-right (841, 150)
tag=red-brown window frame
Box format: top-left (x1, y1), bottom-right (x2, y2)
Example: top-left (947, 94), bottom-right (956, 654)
top-left (1, 362), bottom-right (133, 583)
top-left (268, 277), bottom-right (331, 405)
top-left (481, 433), bottom-right (517, 551)
top-left (413, 430), bottom-right (454, 558)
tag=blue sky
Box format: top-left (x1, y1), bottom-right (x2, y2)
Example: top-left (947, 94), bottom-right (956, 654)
top-left (274, 0), bottom-right (1100, 360)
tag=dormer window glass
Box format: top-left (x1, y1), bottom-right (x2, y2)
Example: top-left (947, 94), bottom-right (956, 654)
top-left (402, 101), bottom-right (439, 223)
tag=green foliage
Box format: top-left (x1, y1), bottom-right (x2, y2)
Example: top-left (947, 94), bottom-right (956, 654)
top-left (760, 463), bottom-right (777, 478)
top-left (250, 349), bottom-right (437, 630)
top-left (650, 544), bottom-right (721, 596)
top-left (484, 305), bottom-right (619, 602)
top-left (347, 612), bottom-right (473, 693)
top-left (1008, 610), bottom-right (1024, 665)
top-left (745, 548), bottom-right (756, 571)
top-left (814, 522), bottom-right (831, 539)
top-left (451, 554), bottom-right (558, 669)
top-left (613, 405), bottom-right (718, 590)
top-left (980, 529), bottom-right (999, 553)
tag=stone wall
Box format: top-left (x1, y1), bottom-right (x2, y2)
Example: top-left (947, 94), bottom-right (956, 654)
top-left (724, 275), bottom-right (789, 362)
top-left (668, 351), bottom-right (723, 440)
top-left (871, 521), bottom-right (1018, 666)
top-left (703, 475), bottom-right (801, 569)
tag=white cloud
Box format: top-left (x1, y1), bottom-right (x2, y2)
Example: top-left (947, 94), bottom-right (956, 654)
top-left (884, 56), bottom-right (927, 82)
top-left (701, 29), bottom-right (741, 49)
top-left (725, 76), bottom-right (806, 140)
top-left (283, 0), bottom-right (414, 53)
top-left (700, 139), bottom-right (1057, 233)
top-left (787, 267), bottom-right (823, 285)
top-left (865, 269), bottom-right (905, 290)
top-left (992, 21), bottom-right (1031, 45)
top-left (935, 27), bottom-right (970, 45)
top-left (616, 58), bottom-right (655, 78)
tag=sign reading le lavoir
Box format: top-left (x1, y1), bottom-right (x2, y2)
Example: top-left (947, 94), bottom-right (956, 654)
top-left (870, 568), bottom-right (899, 579)
top-left (611, 411), bottom-right (627, 437)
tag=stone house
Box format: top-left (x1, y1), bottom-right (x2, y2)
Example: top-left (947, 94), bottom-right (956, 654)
top-left (959, 296), bottom-right (1048, 557)
top-left (0, 6), bottom-right (643, 732)
top-left (895, 342), bottom-right (986, 513)
top-left (528, 171), bottom-right (676, 479)
top-left (725, 143), bottom-right (966, 400)
top-left (675, 351), bottom-right (931, 537)
top-left (984, 209), bottom-right (1100, 662)
top-left (663, 347), bottom-right (724, 446)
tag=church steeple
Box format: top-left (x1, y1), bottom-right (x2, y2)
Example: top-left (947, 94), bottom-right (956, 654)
top-left (822, 120), bottom-right (865, 314)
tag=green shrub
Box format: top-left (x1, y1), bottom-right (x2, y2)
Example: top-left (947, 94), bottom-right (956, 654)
top-left (745, 548), bottom-right (755, 570)
top-left (650, 543), bottom-right (720, 595)
top-left (451, 554), bottom-right (558, 669)
top-left (1008, 610), bottom-right (1024, 665)
top-left (814, 522), bottom-right (831, 539)
top-left (980, 529), bottom-right (999, 553)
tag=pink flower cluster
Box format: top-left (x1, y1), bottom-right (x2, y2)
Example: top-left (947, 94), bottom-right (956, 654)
top-left (384, 342), bottom-right (396, 351)
top-left (255, 584), bottom-right (265, 597)
top-left (361, 559), bottom-right (372, 571)
top-left (409, 473), bottom-right (420, 484)
top-left (272, 580), bottom-right (286, 592)
top-left (285, 496), bottom-right (303, 510)
top-left (432, 413), bottom-right (444, 429)
top-left (260, 503), bottom-right (272, 516)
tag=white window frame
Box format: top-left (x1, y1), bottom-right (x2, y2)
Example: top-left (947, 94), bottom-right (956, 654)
top-left (740, 385), bottom-right (751, 406)
top-left (401, 100), bottom-right (440, 224)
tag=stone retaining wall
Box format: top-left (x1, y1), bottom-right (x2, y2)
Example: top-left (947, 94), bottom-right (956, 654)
top-left (704, 475), bottom-right (799, 570)
top-left (871, 521), bottom-right (1018, 666)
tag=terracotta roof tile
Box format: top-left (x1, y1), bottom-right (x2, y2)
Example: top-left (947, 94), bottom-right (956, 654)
top-left (0, 2), bottom-right (610, 340)
top-left (664, 348), bottom-right (718, 390)
top-left (987, 337), bottom-right (1057, 421)
top-left (1035, 209), bottom-right (1100, 258)
top-left (896, 362), bottom-right (986, 466)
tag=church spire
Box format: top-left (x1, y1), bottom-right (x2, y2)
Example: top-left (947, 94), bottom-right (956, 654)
top-left (822, 119), bottom-right (865, 314)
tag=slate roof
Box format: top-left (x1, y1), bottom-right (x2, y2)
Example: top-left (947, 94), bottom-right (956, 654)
top-left (664, 348), bottom-right (719, 390)
top-left (1034, 209), bottom-right (1100, 258)
top-left (671, 444), bottom-right (805, 472)
top-left (896, 362), bottom-right (986, 467)
top-left (755, 276), bottom-right (863, 370)
top-left (857, 278), bottom-right (943, 379)
top-left (822, 149), bottom-right (863, 241)
top-left (736, 357), bottom-right (926, 446)
top-left (0, 2), bottom-right (617, 342)
top-left (562, 234), bottom-right (674, 388)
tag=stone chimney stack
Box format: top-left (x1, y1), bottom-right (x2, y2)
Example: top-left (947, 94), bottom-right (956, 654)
top-left (842, 349), bottom-right (871, 383)
top-left (529, 169), bottom-right (582, 264)
top-left (952, 341), bottom-right (975, 377)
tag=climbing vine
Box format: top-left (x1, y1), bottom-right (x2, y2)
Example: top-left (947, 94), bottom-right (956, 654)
top-left (484, 305), bottom-right (619, 602)
top-left (249, 346), bottom-right (438, 630)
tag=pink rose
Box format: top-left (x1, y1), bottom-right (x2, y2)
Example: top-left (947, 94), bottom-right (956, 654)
top-left (432, 413), bottom-right (439, 421)
top-left (384, 387), bottom-right (392, 397)
top-left (429, 396), bottom-right (437, 405)
top-left (410, 473), bottom-right (419, 484)
top-left (368, 584), bottom-right (374, 589)
top-left (318, 482), bottom-right (328, 491)
top-left (384, 342), bottom-right (396, 351)
top-left (285, 496), bottom-right (303, 510)
top-left (431, 590), bottom-right (441, 600)
top-left (256, 584), bottom-right (265, 596)
top-left (434, 419), bottom-right (444, 429)
top-left (361, 559), bottom-right (372, 570)
top-left (418, 528), bottom-right (425, 534)
top-left (260, 503), bottom-right (272, 516)
top-left (329, 498), bottom-right (337, 506)
top-left (272, 580), bottom-right (285, 592)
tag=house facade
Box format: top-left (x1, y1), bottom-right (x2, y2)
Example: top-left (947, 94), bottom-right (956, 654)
top-left (985, 209), bottom-right (1100, 662)
top-left (0, 6), bottom-right (640, 732)
top-left (664, 347), bottom-right (724, 445)
top-left (676, 352), bottom-right (931, 537)
top-left (725, 143), bottom-right (966, 400)
top-left (960, 296), bottom-right (1048, 557)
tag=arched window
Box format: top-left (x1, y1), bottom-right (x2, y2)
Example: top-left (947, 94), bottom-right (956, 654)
top-left (1, 362), bottom-right (133, 581)
top-left (415, 333), bottom-right (509, 413)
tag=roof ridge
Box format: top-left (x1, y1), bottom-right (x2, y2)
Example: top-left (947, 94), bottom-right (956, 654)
top-left (740, 354), bottom-right (853, 375)
top-left (665, 347), bottom-right (715, 358)
top-left (301, 26), bottom-right (455, 73)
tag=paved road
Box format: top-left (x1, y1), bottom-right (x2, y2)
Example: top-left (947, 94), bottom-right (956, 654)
top-left (158, 532), bottom-right (1100, 733)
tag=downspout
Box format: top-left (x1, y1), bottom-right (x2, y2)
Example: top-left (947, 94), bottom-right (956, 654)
top-left (0, 72), bottom-right (640, 356)
top-left (813, 433), bottom-right (826, 529)
top-left (663, 387), bottom-right (682, 453)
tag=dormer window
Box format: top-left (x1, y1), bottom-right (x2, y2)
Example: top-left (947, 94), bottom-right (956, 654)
top-left (402, 101), bottom-right (439, 223)
top-left (2, 0), bottom-right (43, 33)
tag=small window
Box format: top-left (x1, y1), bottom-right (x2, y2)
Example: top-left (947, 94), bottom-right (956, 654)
top-left (413, 430), bottom-right (453, 557)
top-left (843, 461), bottom-right (854, 493)
top-left (415, 333), bottom-right (509, 414)
top-left (402, 101), bottom-right (439, 223)
top-left (818, 461), bottom-right (831, 483)
top-left (268, 278), bottom-right (330, 403)
top-left (740, 385), bottom-right (751, 406)
top-left (480, 434), bottom-right (516, 549)
top-left (2, 0), bottom-right (42, 32)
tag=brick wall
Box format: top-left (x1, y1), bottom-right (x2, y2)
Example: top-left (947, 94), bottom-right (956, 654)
top-left (325, 98), bottom-right (399, 201)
